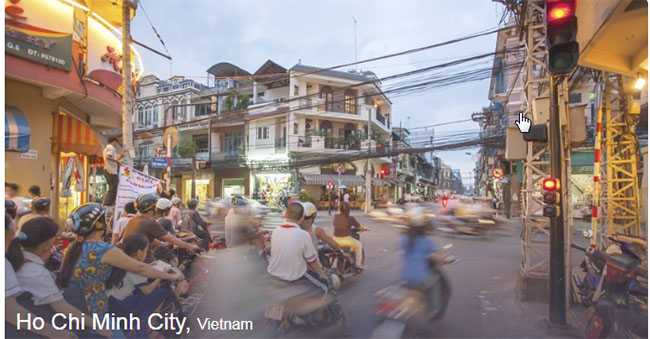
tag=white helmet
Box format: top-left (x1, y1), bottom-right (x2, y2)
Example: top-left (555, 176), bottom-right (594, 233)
top-left (171, 197), bottom-right (182, 205)
top-left (405, 207), bottom-right (428, 227)
top-left (156, 198), bottom-right (173, 211)
top-left (301, 202), bottom-right (317, 219)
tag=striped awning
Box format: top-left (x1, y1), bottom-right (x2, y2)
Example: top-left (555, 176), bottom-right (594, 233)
top-left (302, 174), bottom-right (366, 186)
top-left (5, 106), bottom-right (30, 152)
top-left (52, 113), bottom-right (103, 157)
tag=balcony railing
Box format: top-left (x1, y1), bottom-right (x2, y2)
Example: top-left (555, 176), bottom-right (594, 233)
top-left (375, 111), bottom-right (386, 125)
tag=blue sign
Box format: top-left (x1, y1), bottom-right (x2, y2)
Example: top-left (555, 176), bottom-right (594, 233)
top-left (151, 157), bottom-right (168, 169)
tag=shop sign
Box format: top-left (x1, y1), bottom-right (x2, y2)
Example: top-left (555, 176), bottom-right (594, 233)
top-left (5, 0), bottom-right (72, 71)
top-left (20, 149), bottom-right (37, 159)
top-left (114, 166), bottom-right (159, 227)
top-left (151, 157), bottom-right (168, 169)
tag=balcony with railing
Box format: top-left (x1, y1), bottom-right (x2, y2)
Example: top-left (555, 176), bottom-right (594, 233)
top-left (294, 97), bottom-right (391, 133)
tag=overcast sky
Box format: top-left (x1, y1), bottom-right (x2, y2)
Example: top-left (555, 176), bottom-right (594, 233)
top-left (132, 0), bottom-right (507, 187)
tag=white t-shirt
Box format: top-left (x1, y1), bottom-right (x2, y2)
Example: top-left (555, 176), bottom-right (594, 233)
top-left (103, 144), bottom-right (118, 174)
top-left (267, 222), bottom-right (318, 281)
top-left (109, 271), bottom-right (148, 301)
top-left (112, 215), bottom-right (133, 242)
top-left (5, 258), bottom-right (22, 297)
top-left (344, 193), bottom-right (350, 202)
top-left (16, 252), bottom-right (63, 305)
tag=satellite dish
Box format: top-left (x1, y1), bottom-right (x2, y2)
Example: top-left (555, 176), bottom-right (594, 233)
top-left (163, 127), bottom-right (179, 149)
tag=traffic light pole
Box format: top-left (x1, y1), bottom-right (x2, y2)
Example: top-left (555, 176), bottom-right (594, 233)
top-left (548, 75), bottom-right (566, 328)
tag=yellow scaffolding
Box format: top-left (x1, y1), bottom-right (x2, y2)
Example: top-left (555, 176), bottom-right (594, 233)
top-left (602, 73), bottom-right (641, 237)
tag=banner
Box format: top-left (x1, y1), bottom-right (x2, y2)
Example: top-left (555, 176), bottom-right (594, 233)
top-left (74, 155), bottom-right (86, 192)
top-left (60, 156), bottom-right (74, 197)
top-left (113, 166), bottom-right (160, 227)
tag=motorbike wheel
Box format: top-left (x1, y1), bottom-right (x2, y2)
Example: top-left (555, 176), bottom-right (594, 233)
top-left (370, 319), bottom-right (405, 339)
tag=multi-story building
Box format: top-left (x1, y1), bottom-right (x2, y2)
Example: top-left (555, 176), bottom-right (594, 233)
top-left (246, 61), bottom-right (393, 208)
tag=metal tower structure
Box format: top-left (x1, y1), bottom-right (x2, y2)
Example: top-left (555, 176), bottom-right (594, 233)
top-left (602, 73), bottom-right (642, 237)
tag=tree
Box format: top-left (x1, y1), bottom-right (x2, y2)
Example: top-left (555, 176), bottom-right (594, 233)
top-left (223, 95), bottom-right (234, 113)
top-left (236, 94), bottom-right (250, 110)
top-left (178, 139), bottom-right (197, 159)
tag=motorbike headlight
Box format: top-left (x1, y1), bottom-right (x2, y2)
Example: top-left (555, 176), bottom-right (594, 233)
top-left (478, 219), bottom-right (495, 225)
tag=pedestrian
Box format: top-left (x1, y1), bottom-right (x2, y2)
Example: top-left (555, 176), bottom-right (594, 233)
top-left (5, 183), bottom-right (28, 218)
top-left (343, 191), bottom-right (350, 203)
top-left (102, 137), bottom-right (123, 207)
top-left (112, 202), bottom-right (137, 244)
top-left (28, 185), bottom-right (41, 199)
top-left (169, 197), bottom-right (183, 230)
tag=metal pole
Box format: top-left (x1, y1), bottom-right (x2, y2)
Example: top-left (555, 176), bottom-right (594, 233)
top-left (549, 75), bottom-right (566, 327)
top-left (166, 134), bottom-right (171, 190)
top-left (121, 1), bottom-right (135, 167)
top-left (365, 106), bottom-right (372, 213)
top-left (338, 165), bottom-right (342, 212)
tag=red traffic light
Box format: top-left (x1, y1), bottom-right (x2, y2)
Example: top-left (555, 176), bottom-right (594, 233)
top-left (542, 178), bottom-right (561, 191)
top-left (380, 168), bottom-right (388, 176)
top-left (547, 2), bottom-right (573, 22)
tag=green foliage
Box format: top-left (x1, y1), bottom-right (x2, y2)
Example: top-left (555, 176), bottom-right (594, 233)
top-left (223, 95), bottom-right (234, 113)
top-left (299, 190), bottom-right (315, 203)
top-left (236, 94), bottom-right (250, 109)
top-left (178, 139), bottom-right (197, 158)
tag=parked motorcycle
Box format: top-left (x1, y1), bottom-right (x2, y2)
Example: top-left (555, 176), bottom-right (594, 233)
top-left (319, 226), bottom-right (367, 282)
top-left (585, 250), bottom-right (647, 338)
top-left (371, 244), bottom-right (457, 338)
top-left (264, 277), bottom-right (345, 337)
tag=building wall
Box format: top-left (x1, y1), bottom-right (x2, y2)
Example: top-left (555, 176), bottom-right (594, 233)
top-left (5, 80), bottom-right (56, 200)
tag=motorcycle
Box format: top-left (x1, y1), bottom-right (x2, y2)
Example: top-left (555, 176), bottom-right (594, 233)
top-left (585, 250), bottom-right (647, 338)
top-left (319, 226), bottom-right (367, 281)
top-left (264, 277), bottom-right (345, 337)
top-left (371, 244), bottom-right (457, 338)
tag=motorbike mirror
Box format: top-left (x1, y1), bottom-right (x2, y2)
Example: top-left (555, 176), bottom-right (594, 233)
top-left (442, 243), bottom-right (453, 250)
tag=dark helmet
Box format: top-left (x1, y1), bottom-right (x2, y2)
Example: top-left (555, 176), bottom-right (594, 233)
top-left (5, 200), bottom-right (17, 219)
top-left (31, 197), bottom-right (51, 212)
top-left (135, 193), bottom-right (158, 213)
top-left (187, 198), bottom-right (199, 209)
top-left (233, 197), bottom-right (247, 207)
top-left (231, 194), bottom-right (244, 205)
top-left (68, 203), bottom-right (106, 236)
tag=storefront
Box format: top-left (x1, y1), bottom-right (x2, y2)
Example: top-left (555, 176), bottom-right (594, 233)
top-left (253, 173), bottom-right (293, 207)
top-left (181, 172), bottom-right (215, 203)
top-left (4, 0), bottom-right (141, 223)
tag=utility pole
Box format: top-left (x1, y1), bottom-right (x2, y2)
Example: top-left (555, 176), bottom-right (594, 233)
top-left (121, 0), bottom-right (136, 167)
top-left (548, 75), bottom-right (566, 327)
top-left (365, 106), bottom-right (372, 213)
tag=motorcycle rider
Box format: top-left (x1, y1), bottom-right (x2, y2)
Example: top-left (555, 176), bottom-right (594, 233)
top-left (121, 193), bottom-right (200, 262)
top-left (182, 198), bottom-right (212, 250)
top-left (332, 202), bottom-right (367, 271)
top-left (225, 197), bottom-right (266, 248)
top-left (267, 202), bottom-right (332, 292)
top-left (401, 207), bottom-right (452, 317)
top-left (16, 197), bottom-right (51, 231)
top-left (299, 202), bottom-right (344, 263)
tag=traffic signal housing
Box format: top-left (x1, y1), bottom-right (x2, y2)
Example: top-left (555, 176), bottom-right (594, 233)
top-left (546, 0), bottom-right (579, 75)
top-left (523, 124), bottom-right (549, 143)
top-left (196, 161), bottom-right (211, 170)
top-left (379, 167), bottom-right (388, 178)
top-left (542, 177), bottom-right (561, 217)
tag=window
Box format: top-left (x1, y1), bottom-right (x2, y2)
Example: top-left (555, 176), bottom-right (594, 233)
top-left (195, 103), bottom-right (210, 117)
top-left (344, 89), bottom-right (356, 114)
top-left (163, 87), bottom-right (169, 92)
top-left (137, 107), bottom-right (144, 128)
top-left (257, 127), bottom-right (269, 140)
top-left (223, 131), bottom-right (244, 156)
top-left (144, 106), bottom-right (152, 126)
top-left (320, 86), bottom-right (333, 111)
top-left (157, 88), bottom-right (161, 94)
top-left (192, 134), bottom-right (209, 152)
top-left (257, 92), bottom-right (265, 97)
top-left (182, 83), bottom-right (189, 88)
top-left (294, 85), bottom-right (299, 96)
top-left (569, 93), bottom-right (582, 104)
top-left (152, 106), bottom-right (159, 123)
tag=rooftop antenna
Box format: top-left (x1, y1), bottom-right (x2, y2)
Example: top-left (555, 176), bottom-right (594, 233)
top-left (353, 16), bottom-right (358, 71)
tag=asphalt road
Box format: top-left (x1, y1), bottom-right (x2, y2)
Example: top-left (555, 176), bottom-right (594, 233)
top-left (189, 209), bottom-right (588, 338)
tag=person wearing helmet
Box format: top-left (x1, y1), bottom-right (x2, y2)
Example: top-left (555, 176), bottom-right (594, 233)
top-left (122, 194), bottom-right (200, 262)
top-left (224, 198), bottom-right (265, 248)
top-left (299, 201), bottom-right (343, 263)
top-left (59, 203), bottom-right (183, 319)
top-left (332, 202), bottom-right (367, 270)
top-left (16, 197), bottom-right (51, 231)
top-left (400, 206), bottom-right (441, 316)
top-left (155, 198), bottom-right (175, 233)
top-left (169, 197), bottom-right (183, 229)
top-left (182, 198), bottom-right (212, 250)
top-left (5, 199), bottom-right (17, 223)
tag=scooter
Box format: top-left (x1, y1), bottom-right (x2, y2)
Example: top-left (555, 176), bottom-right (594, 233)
top-left (264, 277), bottom-right (345, 337)
top-left (319, 226), bottom-right (367, 281)
top-left (371, 244), bottom-right (457, 338)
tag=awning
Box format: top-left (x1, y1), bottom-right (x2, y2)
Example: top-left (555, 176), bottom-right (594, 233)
top-left (302, 174), bottom-right (366, 186)
top-left (52, 113), bottom-right (103, 157)
top-left (5, 106), bottom-right (30, 152)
